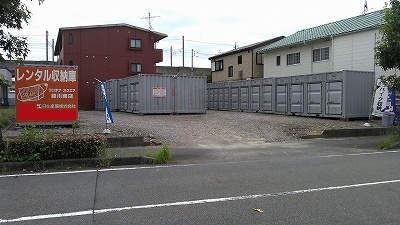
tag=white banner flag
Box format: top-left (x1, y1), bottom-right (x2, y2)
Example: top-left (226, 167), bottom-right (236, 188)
top-left (100, 82), bottom-right (114, 124)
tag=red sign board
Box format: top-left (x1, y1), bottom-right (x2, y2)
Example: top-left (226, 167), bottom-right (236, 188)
top-left (15, 66), bottom-right (78, 124)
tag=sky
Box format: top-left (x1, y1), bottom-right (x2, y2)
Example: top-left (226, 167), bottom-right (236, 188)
top-left (2, 0), bottom-right (388, 68)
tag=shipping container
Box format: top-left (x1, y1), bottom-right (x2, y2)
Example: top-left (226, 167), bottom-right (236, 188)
top-left (94, 79), bottom-right (119, 111)
top-left (206, 70), bottom-right (374, 119)
top-left (96, 74), bottom-right (207, 114)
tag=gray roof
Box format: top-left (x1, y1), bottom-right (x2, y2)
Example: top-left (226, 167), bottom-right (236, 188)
top-left (259, 10), bottom-right (384, 52)
top-left (209, 36), bottom-right (285, 60)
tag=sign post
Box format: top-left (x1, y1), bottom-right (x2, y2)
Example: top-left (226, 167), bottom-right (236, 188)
top-left (15, 65), bottom-right (78, 126)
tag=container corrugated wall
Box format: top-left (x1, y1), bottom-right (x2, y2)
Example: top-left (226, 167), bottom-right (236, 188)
top-left (206, 70), bottom-right (374, 119)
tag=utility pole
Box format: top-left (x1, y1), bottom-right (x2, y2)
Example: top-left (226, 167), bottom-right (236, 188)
top-left (52, 39), bottom-right (55, 62)
top-left (182, 36), bottom-right (185, 74)
top-left (46, 31), bottom-right (49, 62)
top-left (191, 49), bottom-right (194, 76)
top-left (170, 46), bottom-right (173, 67)
top-left (140, 12), bottom-right (159, 30)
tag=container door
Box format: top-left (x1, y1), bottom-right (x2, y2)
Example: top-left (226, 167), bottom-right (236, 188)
top-left (326, 82), bottom-right (343, 115)
top-left (218, 87), bottom-right (224, 110)
top-left (290, 84), bottom-right (303, 114)
top-left (307, 83), bottom-right (322, 114)
top-left (240, 86), bottom-right (249, 111)
top-left (223, 87), bottom-right (230, 110)
top-left (131, 83), bottom-right (139, 112)
top-left (119, 84), bottom-right (128, 111)
top-left (261, 84), bottom-right (273, 112)
top-left (250, 85), bottom-right (260, 112)
top-left (276, 85), bottom-right (287, 113)
top-left (212, 88), bottom-right (219, 109)
top-left (231, 87), bottom-right (239, 110)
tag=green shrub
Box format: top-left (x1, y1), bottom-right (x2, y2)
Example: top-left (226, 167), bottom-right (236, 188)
top-left (146, 144), bottom-right (172, 164)
top-left (379, 132), bottom-right (400, 150)
top-left (1, 134), bottom-right (106, 162)
top-left (0, 108), bottom-right (15, 128)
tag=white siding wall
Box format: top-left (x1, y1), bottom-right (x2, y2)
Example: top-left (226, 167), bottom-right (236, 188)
top-left (333, 28), bottom-right (394, 78)
top-left (264, 28), bottom-right (395, 80)
top-left (264, 40), bottom-right (332, 78)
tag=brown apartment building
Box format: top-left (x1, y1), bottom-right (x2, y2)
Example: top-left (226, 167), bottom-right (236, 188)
top-left (54, 24), bottom-right (167, 110)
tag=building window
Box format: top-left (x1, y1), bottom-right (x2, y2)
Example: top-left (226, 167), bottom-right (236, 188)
top-left (130, 38), bottom-right (141, 49)
top-left (215, 60), bottom-right (223, 71)
top-left (238, 55), bottom-right (242, 64)
top-left (256, 53), bottom-right (263, 65)
top-left (228, 66), bottom-right (233, 77)
top-left (130, 63), bottom-right (142, 73)
top-left (276, 55), bottom-right (281, 66)
top-left (69, 34), bottom-right (73, 44)
top-left (313, 47), bottom-right (329, 62)
top-left (69, 61), bottom-right (73, 66)
top-left (287, 52), bottom-right (300, 65)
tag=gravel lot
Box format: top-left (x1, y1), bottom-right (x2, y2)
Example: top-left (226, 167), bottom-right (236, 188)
top-left (4, 110), bottom-right (378, 148)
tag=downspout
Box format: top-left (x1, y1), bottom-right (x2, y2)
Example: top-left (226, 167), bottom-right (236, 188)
top-left (251, 49), bottom-right (254, 79)
top-left (331, 35), bottom-right (334, 72)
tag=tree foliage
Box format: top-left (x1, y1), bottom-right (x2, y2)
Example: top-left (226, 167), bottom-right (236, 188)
top-left (375, 0), bottom-right (400, 71)
top-left (0, 0), bottom-right (44, 60)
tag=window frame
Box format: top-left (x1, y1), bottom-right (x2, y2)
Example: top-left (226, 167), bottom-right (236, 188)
top-left (68, 34), bottom-right (73, 44)
top-left (286, 52), bottom-right (300, 65)
top-left (228, 66), bottom-right (233, 77)
top-left (215, 60), bottom-right (223, 71)
top-left (313, 47), bottom-right (330, 62)
top-left (129, 63), bottom-right (142, 74)
top-left (276, 55), bottom-right (281, 66)
top-left (129, 38), bottom-right (142, 49)
top-left (256, 53), bottom-right (263, 65)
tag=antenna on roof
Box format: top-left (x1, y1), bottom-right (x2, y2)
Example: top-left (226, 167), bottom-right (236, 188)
top-left (363, 0), bottom-right (369, 14)
top-left (140, 12), bottom-right (160, 30)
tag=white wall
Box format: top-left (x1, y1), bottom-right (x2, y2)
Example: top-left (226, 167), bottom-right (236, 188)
top-left (263, 28), bottom-right (396, 80)
top-left (263, 39), bottom-right (332, 78)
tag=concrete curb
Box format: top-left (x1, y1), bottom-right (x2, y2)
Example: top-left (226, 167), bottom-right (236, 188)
top-left (302, 127), bottom-right (396, 139)
top-left (0, 156), bottom-right (155, 173)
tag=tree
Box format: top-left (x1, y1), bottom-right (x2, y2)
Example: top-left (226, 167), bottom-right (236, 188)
top-left (0, 0), bottom-right (44, 60)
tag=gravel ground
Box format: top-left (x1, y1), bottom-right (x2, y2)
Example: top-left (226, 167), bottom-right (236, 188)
top-left (4, 110), bottom-right (379, 148)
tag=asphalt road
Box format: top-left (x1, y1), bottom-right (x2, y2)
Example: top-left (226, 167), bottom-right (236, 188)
top-left (1, 137), bottom-right (399, 224)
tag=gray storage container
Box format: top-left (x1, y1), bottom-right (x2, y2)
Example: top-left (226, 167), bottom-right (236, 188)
top-left (260, 78), bottom-right (275, 113)
top-left (94, 79), bottom-right (119, 111)
top-left (118, 74), bottom-right (206, 114)
top-left (205, 70), bottom-right (374, 119)
top-left (324, 70), bottom-right (374, 118)
top-left (175, 76), bottom-right (206, 113)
